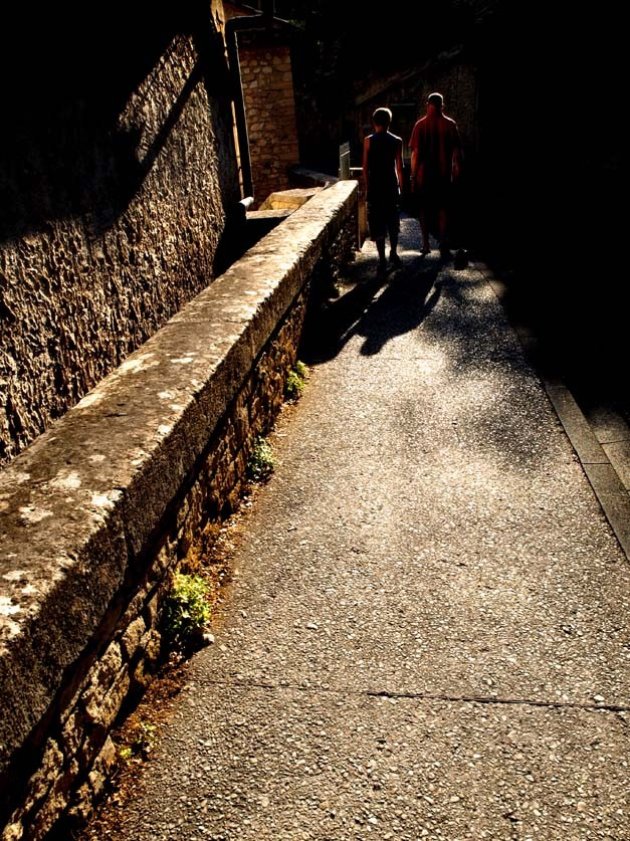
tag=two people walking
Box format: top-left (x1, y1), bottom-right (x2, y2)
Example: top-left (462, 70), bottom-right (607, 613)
top-left (363, 92), bottom-right (462, 268)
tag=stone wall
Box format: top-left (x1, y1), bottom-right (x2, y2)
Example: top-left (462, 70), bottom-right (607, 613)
top-left (239, 33), bottom-right (300, 206)
top-left (0, 3), bottom-right (239, 468)
top-left (0, 182), bottom-right (358, 840)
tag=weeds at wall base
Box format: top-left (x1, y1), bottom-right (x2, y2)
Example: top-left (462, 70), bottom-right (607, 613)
top-left (247, 436), bottom-right (275, 482)
top-left (284, 360), bottom-right (309, 401)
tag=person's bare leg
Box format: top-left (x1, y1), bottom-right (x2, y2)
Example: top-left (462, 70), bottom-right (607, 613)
top-left (389, 221), bottom-right (402, 267)
top-left (438, 208), bottom-right (451, 256)
top-left (376, 236), bottom-right (387, 273)
top-left (419, 210), bottom-right (431, 254)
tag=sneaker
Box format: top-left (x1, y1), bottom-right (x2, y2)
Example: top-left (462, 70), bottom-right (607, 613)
top-left (377, 258), bottom-right (388, 276)
top-left (389, 253), bottom-right (403, 268)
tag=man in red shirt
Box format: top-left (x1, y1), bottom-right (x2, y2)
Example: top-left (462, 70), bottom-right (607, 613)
top-left (409, 92), bottom-right (462, 256)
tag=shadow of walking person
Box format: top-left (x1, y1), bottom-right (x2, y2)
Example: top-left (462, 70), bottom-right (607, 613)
top-left (357, 262), bottom-right (441, 356)
top-left (302, 270), bottom-right (388, 365)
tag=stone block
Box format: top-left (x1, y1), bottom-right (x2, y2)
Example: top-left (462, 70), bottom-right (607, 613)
top-left (84, 667), bottom-right (130, 733)
top-left (0, 487), bottom-right (127, 774)
top-left (120, 617), bottom-right (147, 661)
top-left (61, 707), bottom-right (85, 759)
top-left (144, 592), bottom-right (160, 628)
top-left (1, 821), bottom-right (23, 840)
top-left (118, 579), bottom-right (153, 630)
top-left (84, 642), bottom-right (123, 701)
top-left (258, 187), bottom-right (323, 211)
top-left (22, 739), bottom-right (65, 813)
top-left (61, 733), bottom-right (115, 824)
top-left (131, 631), bottom-right (162, 691)
top-left (88, 736), bottom-right (117, 795)
top-left (27, 757), bottom-right (79, 841)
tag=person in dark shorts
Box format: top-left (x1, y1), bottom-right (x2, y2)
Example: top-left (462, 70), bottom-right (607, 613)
top-left (409, 92), bottom-right (462, 256)
top-left (362, 107), bottom-right (404, 274)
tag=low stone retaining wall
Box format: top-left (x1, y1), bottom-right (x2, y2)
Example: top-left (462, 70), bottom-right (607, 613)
top-left (0, 182), bottom-right (357, 840)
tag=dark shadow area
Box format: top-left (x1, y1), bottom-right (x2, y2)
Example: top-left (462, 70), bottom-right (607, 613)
top-left (468, 5), bottom-right (628, 424)
top-left (302, 254), bottom-right (441, 364)
top-left (213, 203), bottom-right (252, 275)
top-left (213, 211), bottom-right (291, 276)
top-left (357, 266), bottom-right (441, 356)
top-left (301, 267), bottom-right (386, 364)
top-left (0, 2), bottom-right (221, 243)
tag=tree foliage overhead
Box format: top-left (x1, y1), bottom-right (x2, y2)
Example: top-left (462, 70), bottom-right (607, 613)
top-left (275, 0), bottom-right (502, 80)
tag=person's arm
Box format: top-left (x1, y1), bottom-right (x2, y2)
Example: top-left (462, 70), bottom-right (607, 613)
top-left (409, 122), bottom-right (419, 191)
top-left (451, 123), bottom-right (462, 181)
top-left (395, 137), bottom-right (404, 196)
top-left (362, 135), bottom-right (370, 191)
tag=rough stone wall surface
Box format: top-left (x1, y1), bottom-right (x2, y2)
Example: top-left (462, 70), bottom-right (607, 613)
top-left (239, 42), bottom-right (300, 207)
top-left (0, 183), bottom-right (358, 840)
top-left (0, 14), bottom-right (239, 467)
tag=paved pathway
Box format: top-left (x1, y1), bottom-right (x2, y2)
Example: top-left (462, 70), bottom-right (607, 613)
top-left (88, 220), bottom-right (630, 840)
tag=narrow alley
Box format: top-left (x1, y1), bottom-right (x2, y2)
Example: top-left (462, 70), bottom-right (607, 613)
top-left (84, 220), bottom-right (630, 840)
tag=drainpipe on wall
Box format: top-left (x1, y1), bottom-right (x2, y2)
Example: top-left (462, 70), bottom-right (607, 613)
top-left (224, 1), bottom-right (275, 199)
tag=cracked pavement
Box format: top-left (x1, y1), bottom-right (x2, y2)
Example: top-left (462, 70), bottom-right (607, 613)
top-left (87, 220), bottom-right (630, 840)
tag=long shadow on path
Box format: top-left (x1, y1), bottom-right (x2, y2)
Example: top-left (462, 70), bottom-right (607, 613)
top-left (357, 263), bottom-right (441, 356)
top-left (304, 255), bottom-right (441, 364)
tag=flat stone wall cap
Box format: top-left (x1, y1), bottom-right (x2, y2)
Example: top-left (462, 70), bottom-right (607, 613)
top-left (259, 187), bottom-right (323, 211)
top-left (0, 485), bottom-right (127, 768)
top-left (267, 188), bottom-right (323, 199)
top-left (247, 210), bottom-right (293, 220)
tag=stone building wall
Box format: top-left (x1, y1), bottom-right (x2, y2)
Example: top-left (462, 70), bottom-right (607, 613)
top-left (0, 3), bottom-right (239, 467)
top-left (239, 35), bottom-right (300, 206)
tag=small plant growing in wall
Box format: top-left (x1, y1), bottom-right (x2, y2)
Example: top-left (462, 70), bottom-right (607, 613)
top-left (247, 436), bottom-right (275, 482)
top-left (118, 720), bottom-right (158, 764)
top-left (162, 572), bottom-right (211, 649)
top-left (284, 360), bottom-right (309, 401)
